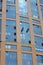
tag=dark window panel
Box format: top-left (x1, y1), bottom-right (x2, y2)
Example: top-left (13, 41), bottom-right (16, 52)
top-left (33, 25), bottom-right (42, 35)
top-left (6, 6), bottom-right (16, 19)
top-left (40, 0), bottom-right (43, 4)
top-left (0, 0), bottom-right (2, 12)
top-left (6, 52), bottom-right (17, 65)
top-left (22, 53), bottom-right (33, 65)
top-left (21, 46), bottom-right (32, 51)
top-left (6, 0), bottom-right (15, 4)
top-left (6, 20), bottom-right (16, 42)
top-left (20, 22), bottom-right (31, 44)
top-left (30, 0), bottom-right (39, 18)
top-left (0, 14), bottom-right (2, 17)
top-left (34, 36), bottom-right (43, 52)
top-left (36, 55), bottom-right (43, 65)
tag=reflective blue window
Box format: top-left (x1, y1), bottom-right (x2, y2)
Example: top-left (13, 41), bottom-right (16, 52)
top-left (0, 14), bottom-right (2, 17)
top-left (34, 36), bottom-right (43, 52)
top-left (5, 44), bottom-right (17, 49)
top-left (41, 6), bottom-right (43, 19)
top-left (0, 19), bottom-right (1, 34)
top-left (0, 0), bottom-right (2, 12)
top-left (20, 22), bottom-right (31, 44)
top-left (32, 20), bottom-right (40, 24)
top-left (6, 20), bottom-right (16, 42)
top-left (21, 46), bottom-right (32, 51)
top-left (6, 6), bottom-right (16, 19)
top-left (20, 16), bottom-right (29, 21)
top-left (40, 0), bottom-right (43, 4)
top-left (36, 55), bottom-right (43, 65)
top-left (22, 53), bottom-right (33, 65)
top-left (6, 0), bottom-right (15, 4)
top-left (30, 0), bottom-right (39, 18)
top-left (6, 52), bottom-right (17, 65)
top-left (33, 25), bottom-right (42, 35)
top-left (19, 0), bottom-right (28, 15)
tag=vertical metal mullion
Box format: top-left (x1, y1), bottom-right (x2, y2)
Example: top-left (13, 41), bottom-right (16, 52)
top-left (27, 0), bottom-right (37, 65)
top-left (1, 0), bottom-right (6, 65)
top-left (16, 0), bottom-right (22, 65)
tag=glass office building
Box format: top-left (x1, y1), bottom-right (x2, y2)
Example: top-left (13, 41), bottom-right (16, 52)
top-left (0, 0), bottom-right (43, 65)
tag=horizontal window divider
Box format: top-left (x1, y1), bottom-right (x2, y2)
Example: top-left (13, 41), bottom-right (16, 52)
top-left (34, 34), bottom-right (43, 37)
top-left (6, 4), bottom-right (16, 6)
top-left (22, 51), bottom-right (32, 54)
top-left (6, 18), bottom-right (16, 21)
top-left (32, 23), bottom-right (41, 26)
top-left (20, 20), bottom-right (29, 22)
top-left (21, 44), bottom-right (32, 47)
top-left (36, 52), bottom-right (43, 56)
top-left (5, 49), bottom-right (17, 52)
top-left (19, 14), bottom-right (29, 18)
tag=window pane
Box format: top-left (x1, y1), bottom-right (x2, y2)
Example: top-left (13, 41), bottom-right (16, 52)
top-left (20, 22), bottom-right (31, 44)
top-left (6, 52), bottom-right (17, 65)
top-left (0, 19), bottom-right (1, 34)
top-left (6, 0), bottom-right (15, 4)
top-left (40, 0), bottom-right (43, 4)
top-left (22, 53), bottom-right (33, 65)
top-left (20, 16), bottom-right (29, 21)
top-left (33, 25), bottom-right (42, 35)
top-left (30, 0), bottom-right (39, 18)
top-left (5, 44), bottom-right (17, 49)
top-left (32, 20), bottom-right (40, 24)
top-left (6, 6), bottom-right (16, 19)
top-left (6, 20), bottom-right (16, 42)
top-left (41, 6), bottom-right (43, 19)
top-left (36, 55), bottom-right (43, 65)
top-left (0, 14), bottom-right (2, 17)
top-left (34, 36), bottom-right (43, 52)
top-left (19, 0), bottom-right (28, 15)
top-left (21, 46), bottom-right (32, 51)
top-left (0, 0), bottom-right (2, 12)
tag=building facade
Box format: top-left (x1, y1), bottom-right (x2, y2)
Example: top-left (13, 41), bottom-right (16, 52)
top-left (0, 0), bottom-right (43, 65)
